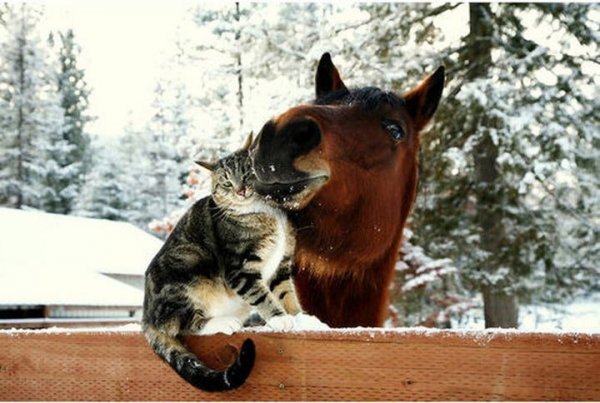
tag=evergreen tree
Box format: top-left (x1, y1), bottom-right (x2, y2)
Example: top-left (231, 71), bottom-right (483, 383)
top-left (141, 31), bottom-right (196, 236)
top-left (141, 81), bottom-right (191, 228)
top-left (49, 28), bottom-right (92, 214)
top-left (412, 3), bottom-right (600, 327)
top-left (74, 121), bottom-right (150, 226)
top-left (190, 2), bottom-right (250, 153)
top-left (74, 140), bottom-right (129, 221)
top-left (0, 3), bottom-right (65, 211)
top-left (389, 228), bottom-right (473, 328)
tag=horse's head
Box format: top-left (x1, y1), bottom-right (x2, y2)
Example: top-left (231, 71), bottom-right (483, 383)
top-left (251, 53), bottom-right (444, 215)
top-left (251, 53), bottom-right (444, 326)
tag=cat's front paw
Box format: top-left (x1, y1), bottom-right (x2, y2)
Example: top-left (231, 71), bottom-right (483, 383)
top-left (200, 316), bottom-right (243, 335)
top-left (266, 314), bottom-right (295, 332)
top-left (293, 313), bottom-right (330, 331)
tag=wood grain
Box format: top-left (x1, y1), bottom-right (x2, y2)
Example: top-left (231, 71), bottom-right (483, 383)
top-left (1, 329), bottom-right (599, 401)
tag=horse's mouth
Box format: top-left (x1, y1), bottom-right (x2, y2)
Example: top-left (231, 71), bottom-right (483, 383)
top-left (254, 175), bottom-right (329, 208)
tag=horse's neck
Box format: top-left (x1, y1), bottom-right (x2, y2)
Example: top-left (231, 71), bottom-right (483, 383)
top-left (292, 196), bottom-right (403, 266)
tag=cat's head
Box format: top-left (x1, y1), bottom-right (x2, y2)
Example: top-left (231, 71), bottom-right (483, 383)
top-left (196, 133), bottom-right (260, 212)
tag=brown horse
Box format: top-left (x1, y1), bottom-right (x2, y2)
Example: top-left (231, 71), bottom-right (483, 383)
top-left (251, 53), bottom-right (444, 327)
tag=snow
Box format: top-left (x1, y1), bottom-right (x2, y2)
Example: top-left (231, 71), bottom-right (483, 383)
top-left (290, 313), bottom-right (330, 331)
top-left (454, 294), bottom-right (600, 333)
top-left (0, 270), bottom-right (143, 306)
top-left (0, 207), bottom-right (162, 276)
top-left (0, 323), bottom-right (142, 335)
top-left (519, 297), bottom-right (600, 333)
top-left (2, 324), bottom-right (595, 344)
top-left (0, 207), bottom-right (162, 306)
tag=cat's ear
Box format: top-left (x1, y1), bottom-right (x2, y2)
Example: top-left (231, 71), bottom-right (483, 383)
top-left (240, 131), bottom-right (254, 151)
top-left (195, 159), bottom-right (217, 171)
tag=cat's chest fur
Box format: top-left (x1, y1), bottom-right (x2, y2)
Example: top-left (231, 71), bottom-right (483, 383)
top-left (244, 208), bottom-right (294, 281)
top-left (219, 202), bottom-right (294, 283)
top-left (257, 210), bottom-right (290, 281)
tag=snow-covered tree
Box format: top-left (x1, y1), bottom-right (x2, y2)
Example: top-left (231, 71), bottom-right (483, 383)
top-left (74, 140), bottom-right (130, 221)
top-left (135, 31), bottom-right (197, 236)
top-left (75, 120), bottom-right (155, 227)
top-left (0, 3), bottom-right (65, 211)
top-left (48, 28), bottom-right (92, 214)
top-left (412, 3), bottom-right (600, 327)
top-left (189, 2), bottom-right (250, 153)
top-left (389, 228), bottom-right (475, 328)
top-left (140, 80), bottom-right (192, 230)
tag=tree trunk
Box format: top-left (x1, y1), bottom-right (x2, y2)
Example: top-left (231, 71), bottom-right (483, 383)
top-left (15, 8), bottom-right (26, 209)
top-left (234, 2), bottom-right (243, 129)
top-left (483, 288), bottom-right (518, 328)
top-left (467, 3), bottom-right (519, 328)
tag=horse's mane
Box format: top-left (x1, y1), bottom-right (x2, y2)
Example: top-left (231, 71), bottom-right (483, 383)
top-left (314, 86), bottom-right (404, 111)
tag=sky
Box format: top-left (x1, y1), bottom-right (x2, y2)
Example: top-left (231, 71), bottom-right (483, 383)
top-left (44, 1), bottom-right (191, 137)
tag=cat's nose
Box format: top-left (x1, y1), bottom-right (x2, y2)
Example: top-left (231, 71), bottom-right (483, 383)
top-left (236, 187), bottom-right (252, 197)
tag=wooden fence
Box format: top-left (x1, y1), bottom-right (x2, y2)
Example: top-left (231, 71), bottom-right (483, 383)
top-left (1, 328), bottom-right (599, 401)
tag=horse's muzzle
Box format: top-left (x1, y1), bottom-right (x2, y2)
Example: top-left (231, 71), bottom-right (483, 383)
top-left (253, 176), bottom-right (328, 204)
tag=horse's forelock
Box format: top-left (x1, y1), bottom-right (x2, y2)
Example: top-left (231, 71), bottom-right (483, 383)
top-left (314, 87), bottom-right (404, 111)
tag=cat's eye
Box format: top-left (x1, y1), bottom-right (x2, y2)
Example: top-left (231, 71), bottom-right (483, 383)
top-left (222, 181), bottom-right (233, 188)
top-left (381, 119), bottom-right (406, 142)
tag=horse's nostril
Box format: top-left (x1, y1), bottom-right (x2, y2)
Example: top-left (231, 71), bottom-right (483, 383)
top-left (290, 119), bottom-right (321, 151)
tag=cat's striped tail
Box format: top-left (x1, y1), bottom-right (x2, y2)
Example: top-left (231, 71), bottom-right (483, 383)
top-left (143, 324), bottom-right (255, 392)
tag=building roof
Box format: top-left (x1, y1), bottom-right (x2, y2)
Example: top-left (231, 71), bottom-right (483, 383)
top-left (0, 208), bottom-right (163, 307)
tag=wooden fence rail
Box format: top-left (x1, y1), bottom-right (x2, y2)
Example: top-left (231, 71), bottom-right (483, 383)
top-left (1, 328), bottom-right (599, 401)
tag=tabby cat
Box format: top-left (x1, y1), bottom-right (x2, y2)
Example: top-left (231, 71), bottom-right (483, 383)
top-left (142, 134), bottom-right (302, 392)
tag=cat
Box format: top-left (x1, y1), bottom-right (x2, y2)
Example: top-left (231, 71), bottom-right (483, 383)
top-left (142, 133), bottom-right (304, 392)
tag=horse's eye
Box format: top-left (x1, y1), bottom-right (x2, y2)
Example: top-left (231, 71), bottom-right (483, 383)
top-left (381, 120), bottom-right (406, 141)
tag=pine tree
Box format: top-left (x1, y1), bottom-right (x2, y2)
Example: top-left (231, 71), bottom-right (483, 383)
top-left (74, 140), bottom-right (129, 221)
top-left (141, 81), bottom-right (191, 228)
top-left (74, 121), bottom-right (151, 226)
top-left (412, 3), bottom-right (600, 327)
top-left (190, 2), bottom-right (250, 153)
top-left (0, 3), bottom-right (65, 211)
top-left (139, 31), bottom-right (196, 236)
top-left (389, 228), bottom-right (474, 328)
top-left (49, 28), bottom-right (92, 214)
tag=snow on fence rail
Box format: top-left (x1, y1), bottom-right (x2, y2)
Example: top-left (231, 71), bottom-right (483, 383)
top-left (0, 318), bottom-right (138, 329)
top-left (1, 327), bottom-right (599, 401)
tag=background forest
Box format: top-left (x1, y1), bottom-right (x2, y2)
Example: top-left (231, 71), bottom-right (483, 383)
top-left (1, 2), bottom-right (598, 330)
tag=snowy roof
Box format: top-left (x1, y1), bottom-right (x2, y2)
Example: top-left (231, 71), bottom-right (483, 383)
top-left (0, 270), bottom-right (144, 306)
top-left (0, 208), bottom-right (163, 307)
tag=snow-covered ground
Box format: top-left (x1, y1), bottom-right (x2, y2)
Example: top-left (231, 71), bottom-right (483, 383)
top-left (453, 293), bottom-right (600, 333)
top-left (519, 297), bottom-right (600, 333)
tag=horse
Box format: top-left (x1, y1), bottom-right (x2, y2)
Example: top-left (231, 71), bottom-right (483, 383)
top-left (250, 53), bottom-right (444, 327)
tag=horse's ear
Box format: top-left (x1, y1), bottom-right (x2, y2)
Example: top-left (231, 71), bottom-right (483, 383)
top-left (240, 131), bottom-right (253, 151)
top-left (315, 52), bottom-right (348, 98)
top-left (195, 159), bottom-right (217, 171)
top-left (403, 66), bottom-right (445, 131)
